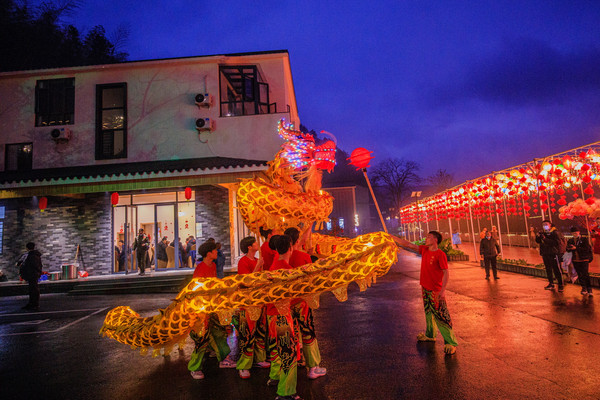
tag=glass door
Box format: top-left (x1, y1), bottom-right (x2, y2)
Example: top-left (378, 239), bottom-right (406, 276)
top-left (126, 206), bottom-right (137, 274)
top-left (156, 204), bottom-right (178, 269)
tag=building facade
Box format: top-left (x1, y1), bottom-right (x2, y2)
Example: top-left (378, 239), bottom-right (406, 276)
top-left (0, 50), bottom-right (299, 279)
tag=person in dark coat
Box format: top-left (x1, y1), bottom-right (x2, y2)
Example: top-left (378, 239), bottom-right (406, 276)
top-left (480, 232), bottom-right (501, 280)
top-left (18, 242), bottom-right (43, 310)
top-left (115, 240), bottom-right (126, 271)
top-left (157, 236), bottom-right (169, 266)
top-left (132, 229), bottom-right (150, 276)
top-left (535, 219), bottom-right (564, 291)
top-left (566, 227), bottom-right (593, 296)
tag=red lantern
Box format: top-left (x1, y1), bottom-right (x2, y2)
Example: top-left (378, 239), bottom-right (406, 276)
top-left (348, 148), bottom-right (374, 170)
top-left (585, 197), bottom-right (596, 205)
top-left (584, 186), bottom-right (594, 196)
top-left (581, 164), bottom-right (591, 172)
top-left (556, 188), bottom-right (565, 196)
top-left (184, 187), bottom-right (192, 201)
top-left (111, 192), bottom-right (119, 206)
top-left (38, 197), bottom-right (48, 212)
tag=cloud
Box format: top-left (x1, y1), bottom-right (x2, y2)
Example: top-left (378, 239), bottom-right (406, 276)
top-left (431, 38), bottom-right (600, 107)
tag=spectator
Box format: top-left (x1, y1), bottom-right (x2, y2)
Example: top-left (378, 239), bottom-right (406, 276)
top-left (480, 231), bottom-right (500, 280)
top-left (156, 236), bottom-right (168, 268)
top-left (491, 226), bottom-right (499, 240)
top-left (132, 228), bottom-right (150, 276)
top-left (535, 220), bottom-right (563, 292)
top-left (18, 242), bottom-right (43, 311)
top-left (186, 236), bottom-right (196, 265)
top-left (452, 229), bottom-right (461, 249)
top-left (115, 240), bottom-right (126, 271)
top-left (529, 227), bottom-right (538, 249)
top-left (567, 227), bottom-right (593, 296)
top-left (591, 229), bottom-right (600, 256)
top-left (479, 227), bottom-right (488, 240)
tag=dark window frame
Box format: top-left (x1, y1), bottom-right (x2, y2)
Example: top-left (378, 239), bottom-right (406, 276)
top-left (219, 65), bottom-right (276, 117)
top-left (95, 83), bottom-right (127, 160)
top-left (5, 142), bottom-right (33, 171)
top-left (35, 78), bottom-right (75, 127)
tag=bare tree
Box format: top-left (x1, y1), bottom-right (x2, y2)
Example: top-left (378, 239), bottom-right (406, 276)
top-left (370, 158), bottom-right (421, 212)
top-left (427, 169), bottom-right (454, 193)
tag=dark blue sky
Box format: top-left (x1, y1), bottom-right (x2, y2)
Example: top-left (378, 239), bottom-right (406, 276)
top-left (53, 0), bottom-right (600, 183)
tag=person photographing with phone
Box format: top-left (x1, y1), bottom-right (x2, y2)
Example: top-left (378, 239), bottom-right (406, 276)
top-left (535, 220), bottom-right (564, 292)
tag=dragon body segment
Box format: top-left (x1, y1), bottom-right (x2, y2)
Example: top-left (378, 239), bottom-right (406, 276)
top-left (100, 120), bottom-right (398, 355)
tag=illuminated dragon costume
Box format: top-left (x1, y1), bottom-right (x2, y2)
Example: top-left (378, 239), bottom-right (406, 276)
top-left (100, 120), bottom-right (398, 356)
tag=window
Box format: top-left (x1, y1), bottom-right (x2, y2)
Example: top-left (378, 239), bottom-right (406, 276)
top-left (96, 83), bottom-right (127, 160)
top-left (35, 78), bottom-right (75, 126)
top-left (5, 143), bottom-right (33, 171)
top-left (219, 65), bottom-right (275, 116)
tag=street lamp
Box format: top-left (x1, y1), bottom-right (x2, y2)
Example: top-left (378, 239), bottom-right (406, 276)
top-left (411, 191), bottom-right (422, 241)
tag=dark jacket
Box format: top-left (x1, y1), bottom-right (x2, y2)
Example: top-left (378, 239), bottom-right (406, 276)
top-left (133, 234), bottom-right (150, 253)
top-left (19, 250), bottom-right (43, 281)
top-left (480, 237), bottom-right (500, 257)
top-left (535, 229), bottom-right (559, 256)
top-left (567, 237), bottom-right (593, 262)
top-left (115, 246), bottom-right (126, 264)
top-left (156, 241), bottom-right (168, 262)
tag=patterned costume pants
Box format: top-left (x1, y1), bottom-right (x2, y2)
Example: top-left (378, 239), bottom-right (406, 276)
top-left (291, 300), bottom-right (321, 368)
top-left (422, 287), bottom-right (458, 346)
top-left (267, 312), bottom-right (298, 397)
top-left (188, 314), bottom-right (231, 372)
top-left (236, 307), bottom-right (267, 370)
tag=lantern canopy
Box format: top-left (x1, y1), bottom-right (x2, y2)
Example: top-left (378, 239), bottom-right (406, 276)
top-left (348, 148), bottom-right (374, 170)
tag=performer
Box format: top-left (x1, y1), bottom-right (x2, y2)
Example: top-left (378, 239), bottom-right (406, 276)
top-left (236, 236), bottom-right (269, 379)
top-left (393, 231), bottom-right (458, 355)
top-left (266, 235), bottom-right (303, 400)
top-left (188, 241), bottom-right (235, 379)
top-left (260, 227), bottom-right (281, 270)
top-left (284, 227), bottom-right (326, 379)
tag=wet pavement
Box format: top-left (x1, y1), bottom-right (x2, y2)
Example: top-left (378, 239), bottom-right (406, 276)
top-left (1, 251), bottom-right (600, 400)
top-left (456, 240), bottom-right (600, 274)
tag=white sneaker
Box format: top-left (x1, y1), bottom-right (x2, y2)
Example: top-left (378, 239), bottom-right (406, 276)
top-left (255, 361), bottom-right (270, 368)
top-left (190, 370), bottom-right (205, 379)
top-left (238, 369), bottom-right (251, 379)
top-left (307, 366), bottom-right (327, 379)
top-left (219, 355), bottom-right (236, 368)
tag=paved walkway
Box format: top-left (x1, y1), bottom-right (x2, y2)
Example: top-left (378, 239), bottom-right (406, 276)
top-left (2, 251), bottom-right (600, 399)
top-left (456, 241), bottom-right (600, 274)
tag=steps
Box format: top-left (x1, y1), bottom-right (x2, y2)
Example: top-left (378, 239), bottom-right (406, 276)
top-left (67, 274), bottom-right (194, 295)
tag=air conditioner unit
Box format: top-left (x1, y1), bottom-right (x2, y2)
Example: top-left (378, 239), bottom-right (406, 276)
top-left (50, 127), bottom-right (72, 142)
top-left (195, 118), bottom-right (214, 131)
top-left (195, 93), bottom-right (212, 107)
